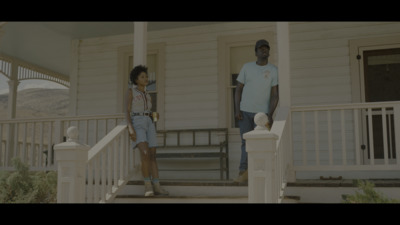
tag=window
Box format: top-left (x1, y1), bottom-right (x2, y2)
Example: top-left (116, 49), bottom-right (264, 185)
top-left (217, 32), bottom-right (274, 131)
top-left (118, 43), bottom-right (165, 130)
top-left (128, 54), bottom-right (158, 112)
top-left (229, 45), bottom-right (255, 128)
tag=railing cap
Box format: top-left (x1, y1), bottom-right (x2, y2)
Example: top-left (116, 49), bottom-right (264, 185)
top-left (243, 129), bottom-right (278, 140)
top-left (54, 126), bottom-right (90, 151)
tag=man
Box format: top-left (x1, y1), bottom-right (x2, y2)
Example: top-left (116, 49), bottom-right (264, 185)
top-left (233, 39), bottom-right (279, 183)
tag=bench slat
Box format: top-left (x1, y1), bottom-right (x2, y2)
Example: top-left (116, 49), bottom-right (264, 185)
top-left (157, 152), bottom-right (227, 158)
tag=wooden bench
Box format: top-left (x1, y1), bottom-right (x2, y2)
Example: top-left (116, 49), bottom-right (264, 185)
top-left (155, 128), bottom-right (229, 180)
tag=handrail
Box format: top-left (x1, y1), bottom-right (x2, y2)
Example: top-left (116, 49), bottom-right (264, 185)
top-left (270, 107), bottom-right (291, 203)
top-left (85, 123), bottom-right (136, 203)
top-left (291, 101), bottom-right (400, 111)
top-left (245, 106), bottom-right (292, 203)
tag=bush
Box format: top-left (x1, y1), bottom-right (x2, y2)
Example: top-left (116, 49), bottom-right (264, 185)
top-left (343, 180), bottom-right (399, 203)
top-left (0, 158), bottom-right (57, 203)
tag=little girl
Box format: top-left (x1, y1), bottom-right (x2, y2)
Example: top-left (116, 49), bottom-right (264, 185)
top-left (125, 65), bottom-right (168, 197)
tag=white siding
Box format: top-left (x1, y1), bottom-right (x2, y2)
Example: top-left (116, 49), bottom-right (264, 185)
top-left (74, 22), bottom-right (275, 130)
top-left (73, 22), bottom-right (276, 178)
top-left (290, 22), bottom-right (400, 106)
top-left (76, 36), bottom-right (132, 115)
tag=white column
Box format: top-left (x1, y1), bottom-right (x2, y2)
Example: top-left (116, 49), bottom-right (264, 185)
top-left (276, 22), bottom-right (295, 182)
top-left (133, 22), bottom-right (147, 67)
top-left (6, 64), bottom-right (19, 166)
top-left (276, 22), bottom-right (291, 108)
top-left (54, 126), bottom-right (90, 203)
top-left (7, 62), bottom-right (19, 119)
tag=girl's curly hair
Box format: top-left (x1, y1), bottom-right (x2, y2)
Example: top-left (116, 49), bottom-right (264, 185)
top-left (129, 65), bottom-right (148, 85)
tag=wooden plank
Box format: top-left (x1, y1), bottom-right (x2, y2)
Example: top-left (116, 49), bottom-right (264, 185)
top-left (156, 152), bottom-right (227, 158)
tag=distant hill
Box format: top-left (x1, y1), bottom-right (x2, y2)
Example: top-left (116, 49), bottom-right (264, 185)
top-left (0, 88), bottom-right (69, 119)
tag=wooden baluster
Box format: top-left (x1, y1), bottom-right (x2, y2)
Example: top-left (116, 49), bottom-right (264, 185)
top-left (382, 108), bottom-right (389, 165)
top-left (314, 111), bottom-right (319, 166)
top-left (341, 110), bottom-right (347, 166)
top-left (301, 111), bottom-right (306, 166)
top-left (367, 108), bottom-right (375, 165)
top-left (353, 109), bottom-right (361, 165)
top-left (327, 110), bottom-right (333, 166)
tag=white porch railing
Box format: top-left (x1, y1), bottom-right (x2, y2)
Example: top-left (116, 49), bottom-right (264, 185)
top-left (0, 114), bottom-right (125, 171)
top-left (245, 106), bottom-right (293, 203)
top-left (85, 124), bottom-right (136, 203)
top-left (246, 101), bottom-right (400, 203)
top-left (54, 125), bottom-right (137, 203)
top-left (291, 101), bottom-right (400, 171)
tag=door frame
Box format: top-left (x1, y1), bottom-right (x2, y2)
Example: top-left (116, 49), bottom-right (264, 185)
top-left (349, 35), bottom-right (400, 164)
top-left (350, 35), bottom-right (400, 103)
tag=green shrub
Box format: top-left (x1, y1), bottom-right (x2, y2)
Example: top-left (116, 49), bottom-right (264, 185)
top-left (0, 158), bottom-right (57, 203)
top-left (343, 180), bottom-right (399, 203)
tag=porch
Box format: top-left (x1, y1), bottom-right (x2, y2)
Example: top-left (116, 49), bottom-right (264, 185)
top-left (1, 100), bottom-right (400, 203)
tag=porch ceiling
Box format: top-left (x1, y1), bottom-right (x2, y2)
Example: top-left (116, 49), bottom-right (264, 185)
top-left (40, 22), bottom-right (223, 39)
top-left (0, 22), bottom-right (223, 77)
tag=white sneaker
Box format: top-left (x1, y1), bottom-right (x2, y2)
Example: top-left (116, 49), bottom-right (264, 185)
top-left (144, 181), bottom-right (154, 197)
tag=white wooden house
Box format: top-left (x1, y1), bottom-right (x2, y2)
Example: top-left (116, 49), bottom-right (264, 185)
top-left (1, 21), bottom-right (400, 203)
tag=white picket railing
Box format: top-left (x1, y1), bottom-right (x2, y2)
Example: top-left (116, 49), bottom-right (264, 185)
top-left (245, 107), bottom-right (292, 203)
top-left (0, 114), bottom-right (125, 171)
top-left (85, 124), bottom-right (136, 203)
top-left (247, 101), bottom-right (400, 203)
top-left (291, 101), bottom-right (400, 171)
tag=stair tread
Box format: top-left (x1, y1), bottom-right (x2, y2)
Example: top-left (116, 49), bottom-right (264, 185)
top-left (126, 179), bottom-right (248, 187)
top-left (116, 195), bottom-right (247, 199)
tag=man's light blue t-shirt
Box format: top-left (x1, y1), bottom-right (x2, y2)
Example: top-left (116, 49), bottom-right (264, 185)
top-left (236, 62), bottom-right (278, 114)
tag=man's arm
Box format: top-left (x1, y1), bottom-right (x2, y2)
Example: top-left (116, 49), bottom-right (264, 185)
top-left (268, 85), bottom-right (279, 124)
top-left (235, 82), bottom-right (244, 120)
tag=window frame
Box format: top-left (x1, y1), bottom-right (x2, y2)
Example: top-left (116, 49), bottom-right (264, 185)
top-left (117, 43), bottom-right (166, 130)
top-left (217, 32), bottom-right (275, 133)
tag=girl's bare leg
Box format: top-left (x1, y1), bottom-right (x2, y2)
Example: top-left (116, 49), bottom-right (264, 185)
top-left (148, 147), bottom-right (159, 178)
top-left (148, 147), bottom-right (169, 195)
top-left (137, 142), bottom-right (151, 178)
top-left (137, 142), bottom-right (153, 196)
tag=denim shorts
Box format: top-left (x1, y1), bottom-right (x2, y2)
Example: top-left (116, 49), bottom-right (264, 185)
top-left (130, 115), bottom-right (157, 148)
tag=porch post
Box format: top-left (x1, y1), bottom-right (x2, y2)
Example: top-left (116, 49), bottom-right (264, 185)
top-left (276, 22), bottom-right (295, 182)
top-left (133, 22), bottom-right (147, 67)
top-left (7, 63), bottom-right (19, 119)
top-left (5, 63), bottom-right (19, 167)
top-left (244, 113), bottom-right (279, 203)
top-left (276, 22), bottom-right (291, 108)
top-left (54, 126), bottom-right (90, 203)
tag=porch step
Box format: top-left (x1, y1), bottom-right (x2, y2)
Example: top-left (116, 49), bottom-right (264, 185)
top-left (113, 180), bottom-right (300, 203)
top-left (113, 179), bottom-right (248, 203)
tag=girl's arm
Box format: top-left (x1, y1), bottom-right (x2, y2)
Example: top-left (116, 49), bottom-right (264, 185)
top-left (125, 88), bottom-right (136, 141)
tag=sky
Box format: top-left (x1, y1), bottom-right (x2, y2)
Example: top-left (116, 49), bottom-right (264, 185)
top-left (0, 75), bottom-right (68, 95)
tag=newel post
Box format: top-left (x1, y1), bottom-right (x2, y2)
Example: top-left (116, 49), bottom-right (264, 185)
top-left (54, 126), bottom-right (90, 203)
top-left (244, 113), bottom-right (279, 203)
